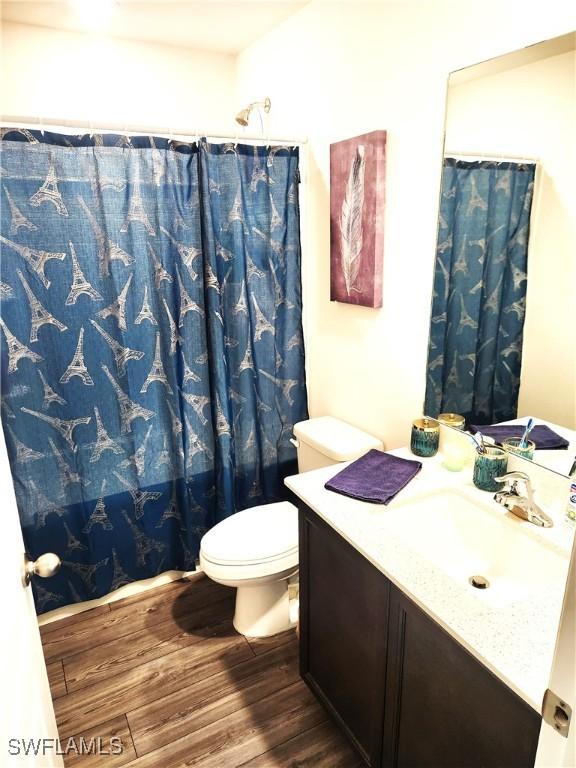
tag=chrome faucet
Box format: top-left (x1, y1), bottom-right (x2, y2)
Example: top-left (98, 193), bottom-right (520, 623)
top-left (493, 471), bottom-right (553, 528)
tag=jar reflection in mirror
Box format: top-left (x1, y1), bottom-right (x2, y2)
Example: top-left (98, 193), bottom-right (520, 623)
top-left (438, 413), bottom-right (465, 430)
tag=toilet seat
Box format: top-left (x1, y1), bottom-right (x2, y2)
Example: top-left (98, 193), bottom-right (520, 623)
top-left (200, 501), bottom-right (298, 567)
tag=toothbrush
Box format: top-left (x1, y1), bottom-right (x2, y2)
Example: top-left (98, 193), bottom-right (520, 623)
top-left (519, 418), bottom-right (534, 449)
top-left (475, 431), bottom-right (486, 454)
top-left (467, 433), bottom-right (484, 454)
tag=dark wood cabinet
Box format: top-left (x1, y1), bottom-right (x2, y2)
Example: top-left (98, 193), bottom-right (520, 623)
top-left (299, 503), bottom-right (390, 765)
top-left (298, 503), bottom-right (541, 768)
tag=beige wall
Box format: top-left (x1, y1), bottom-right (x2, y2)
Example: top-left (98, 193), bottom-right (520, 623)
top-left (0, 21), bottom-right (236, 129)
top-left (1, 7), bottom-right (575, 447)
top-left (445, 50), bottom-right (576, 428)
top-left (236, 0), bottom-right (576, 448)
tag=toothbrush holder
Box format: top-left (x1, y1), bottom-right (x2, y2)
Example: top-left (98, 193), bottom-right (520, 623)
top-left (473, 447), bottom-right (508, 492)
top-left (502, 437), bottom-right (535, 461)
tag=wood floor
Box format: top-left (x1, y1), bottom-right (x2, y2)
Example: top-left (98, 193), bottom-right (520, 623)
top-left (42, 575), bottom-right (362, 768)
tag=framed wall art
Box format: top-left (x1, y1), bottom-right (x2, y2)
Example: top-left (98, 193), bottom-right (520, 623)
top-left (330, 130), bottom-right (386, 308)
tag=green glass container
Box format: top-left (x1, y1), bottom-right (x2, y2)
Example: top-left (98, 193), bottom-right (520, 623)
top-left (411, 418), bottom-right (439, 457)
top-left (473, 447), bottom-right (508, 491)
top-left (502, 437), bottom-right (535, 461)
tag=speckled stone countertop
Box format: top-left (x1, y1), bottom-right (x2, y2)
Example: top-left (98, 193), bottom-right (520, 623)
top-left (285, 448), bottom-right (574, 712)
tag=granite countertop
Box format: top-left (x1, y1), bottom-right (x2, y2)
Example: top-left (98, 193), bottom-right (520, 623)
top-left (285, 448), bottom-right (574, 712)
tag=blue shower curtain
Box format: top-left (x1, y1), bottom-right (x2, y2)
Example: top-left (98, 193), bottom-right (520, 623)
top-left (0, 129), bottom-right (307, 613)
top-left (424, 158), bottom-right (535, 424)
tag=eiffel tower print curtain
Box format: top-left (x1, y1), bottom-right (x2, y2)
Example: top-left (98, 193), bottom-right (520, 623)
top-left (424, 158), bottom-right (535, 424)
top-left (0, 129), bottom-right (307, 614)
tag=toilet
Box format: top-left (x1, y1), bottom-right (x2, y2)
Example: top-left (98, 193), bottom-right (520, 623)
top-left (199, 417), bottom-right (383, 637)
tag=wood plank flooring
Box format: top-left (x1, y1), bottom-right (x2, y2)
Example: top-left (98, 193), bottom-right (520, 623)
top-left (43, 575), bottom-right (361, 767)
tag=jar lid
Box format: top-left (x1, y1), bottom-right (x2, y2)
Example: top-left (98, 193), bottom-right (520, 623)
top-left (438, 412), bottom-right (465, 427)
top-left (412, 417), bottom-right (439, 432)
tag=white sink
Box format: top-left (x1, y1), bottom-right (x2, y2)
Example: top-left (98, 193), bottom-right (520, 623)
top-left (382, 488), bottom-right (567, 607)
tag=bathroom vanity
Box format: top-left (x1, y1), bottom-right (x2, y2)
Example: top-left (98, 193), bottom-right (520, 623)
top-left (286, 453), bottom-right (572, 768)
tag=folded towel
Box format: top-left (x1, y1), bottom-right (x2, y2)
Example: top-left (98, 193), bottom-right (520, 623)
top-left (469, 424), bottom-right (569, 450)
top-left (324, 449), bottom-right (422, 505)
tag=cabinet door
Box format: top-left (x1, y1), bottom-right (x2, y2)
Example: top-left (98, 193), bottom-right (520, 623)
top-left (299, 505), bottom-right (390, 766)
top-left (383, 586), bottom-right (541, 768)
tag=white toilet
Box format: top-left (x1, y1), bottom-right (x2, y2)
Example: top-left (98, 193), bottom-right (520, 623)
top-left (199, 417), bottom-right (383, 637)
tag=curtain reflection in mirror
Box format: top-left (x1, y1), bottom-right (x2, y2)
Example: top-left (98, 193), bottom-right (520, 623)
top-left (424, 158), bottom-right (535, 424)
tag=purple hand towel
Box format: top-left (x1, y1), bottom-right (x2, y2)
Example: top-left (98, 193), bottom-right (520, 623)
top-left (469, 424), bottom-right (569, 450)
top-left (324, 449), bottom-right (422, 505)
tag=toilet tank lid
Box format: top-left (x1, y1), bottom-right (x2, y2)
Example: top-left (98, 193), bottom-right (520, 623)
top-left (293, 416), bottom-right (383, 462)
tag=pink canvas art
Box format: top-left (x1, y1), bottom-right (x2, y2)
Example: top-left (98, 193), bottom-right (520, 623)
top-left (330, 131), bottom-right (386, 307)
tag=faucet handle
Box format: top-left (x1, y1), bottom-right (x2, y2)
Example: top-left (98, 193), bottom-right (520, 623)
top-left (494, 470), bottom-right (537, 511)
top-left (493, 471), bottom-right (552, 527)
top-left (494, 470), bottom-right (530, 497)
top-left (494, 471), bottom-right (530, 484)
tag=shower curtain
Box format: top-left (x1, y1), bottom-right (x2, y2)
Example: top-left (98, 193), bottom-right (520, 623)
top-left (0, 129), bottom-right (307, 614)
top-left (424, 158), bottom-right (535, 424)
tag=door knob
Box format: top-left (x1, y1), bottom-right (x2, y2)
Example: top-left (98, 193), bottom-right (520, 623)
top-left (23, 552), bottom-right (61, 586)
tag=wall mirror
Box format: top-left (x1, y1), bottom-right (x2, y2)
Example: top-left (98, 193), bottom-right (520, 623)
top-left (424, 32), bottom-right (575, 478)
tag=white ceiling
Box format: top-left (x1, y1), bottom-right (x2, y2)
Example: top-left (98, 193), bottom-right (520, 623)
top-left (1, 0), bottom-right (309, 54)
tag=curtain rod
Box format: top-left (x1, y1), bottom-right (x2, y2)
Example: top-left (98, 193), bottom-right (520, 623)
top-left (0, 115), bottom-right (308, 146)
top-left (445, 150), bottom-right (538, 164)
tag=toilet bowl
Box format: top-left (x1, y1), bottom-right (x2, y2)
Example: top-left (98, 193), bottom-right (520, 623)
top-left (200, 417), bottom-right (383, 637)
top-left (200, 501), bottom-right (298, 637)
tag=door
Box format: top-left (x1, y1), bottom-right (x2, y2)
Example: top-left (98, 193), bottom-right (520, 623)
top-left (536, 532), bottom-right (576, 767)
top-left (0, 431), bottom-right (63, 767)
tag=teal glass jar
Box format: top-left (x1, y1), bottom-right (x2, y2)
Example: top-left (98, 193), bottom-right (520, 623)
top-left (502, 437), bottom-right (535, 461)
top-left (473, 447), bottom-right (508, 491)
top-left (411, 418), bottom-right (439, 457)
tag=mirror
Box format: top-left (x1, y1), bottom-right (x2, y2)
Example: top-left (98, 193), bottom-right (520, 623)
top-left (425, 32), bottom-right (575, 478)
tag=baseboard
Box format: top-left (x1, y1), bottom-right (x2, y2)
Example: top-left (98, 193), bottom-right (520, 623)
top-left (37, 567), bottom-right (203, 627)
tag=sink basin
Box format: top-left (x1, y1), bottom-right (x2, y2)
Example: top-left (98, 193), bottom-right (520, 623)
top-left (382, 488), bottom-right (567, 606)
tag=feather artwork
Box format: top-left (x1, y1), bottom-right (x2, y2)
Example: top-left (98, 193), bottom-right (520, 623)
top-left (330, 131), bottom-right (385, 306)
top-left (339, 145), bottom-right (365, 296)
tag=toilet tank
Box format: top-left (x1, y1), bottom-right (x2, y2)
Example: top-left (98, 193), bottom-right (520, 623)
top-left (293, 416), bottom-right (384, 472)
